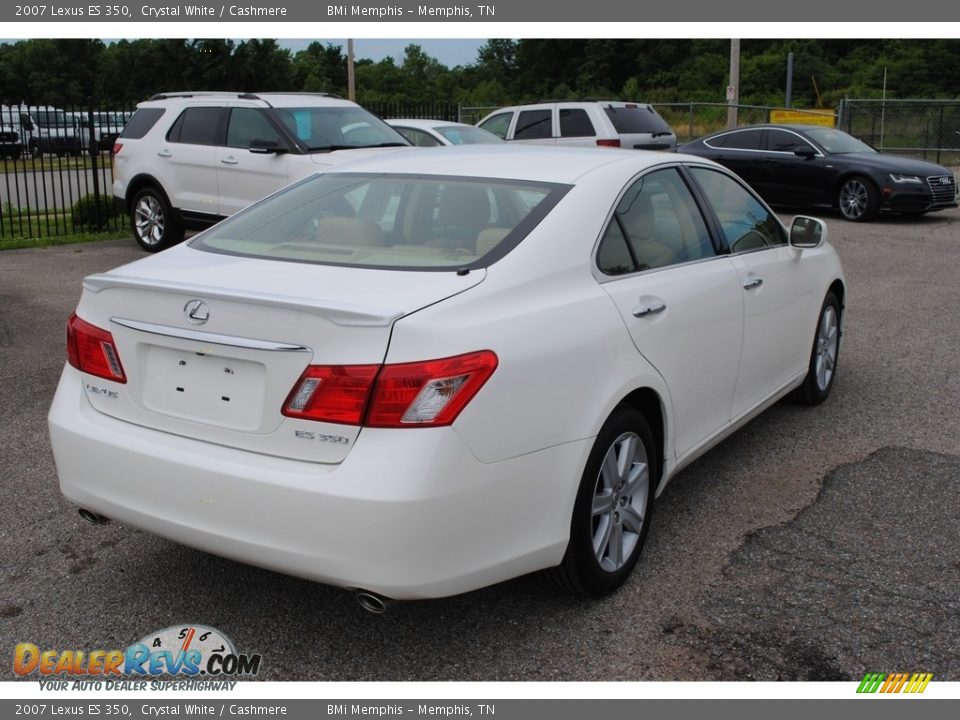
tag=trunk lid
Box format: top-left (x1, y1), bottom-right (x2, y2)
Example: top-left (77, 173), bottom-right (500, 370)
top-left (76, 244), bottom-right (484, 463)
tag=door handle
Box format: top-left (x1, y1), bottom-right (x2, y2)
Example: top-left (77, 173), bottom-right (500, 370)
top-left (632, 303), bottom-right (666, 318)
top-left (220, 157), bottom-right (239, 165)
top-left (742, 276), bottom-right (763, 290)
top-left (157, 149), bottom-right (172, 158)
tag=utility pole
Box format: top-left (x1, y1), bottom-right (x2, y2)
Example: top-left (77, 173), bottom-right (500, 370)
top-left (785, 52), bottom-right (794, 108)
top-left (347, 39), bottom-right (355, 102)
top-left (727, 38), bottom-right (740, 129)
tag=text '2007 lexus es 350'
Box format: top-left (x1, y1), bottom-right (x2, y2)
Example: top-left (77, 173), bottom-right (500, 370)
top-left (49, 145), bottom-right (845, 606)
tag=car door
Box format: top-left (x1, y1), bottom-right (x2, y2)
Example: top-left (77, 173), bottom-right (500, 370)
top-left (556, 107), bottom-right (597, 147)
top-left (161, 105), bottom-right (226, 218)
top-left (510, 105), bottom-right (556, 145)
top-left (597, 167), bottom-right (744, 459)
top-left (688, 166), bottom-right (819, 419)
top-left (761, 128), bottom-right (827, 206)
top-left (216, 106), bottom-right (291, 216)
top-left (704, 128), bottom-right (768, 195)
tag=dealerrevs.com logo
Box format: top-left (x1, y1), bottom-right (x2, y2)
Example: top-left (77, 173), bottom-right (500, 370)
top-left (14, 625), bottom-right (262, 679)
top-left (856, 672), bottom-right (933, 694)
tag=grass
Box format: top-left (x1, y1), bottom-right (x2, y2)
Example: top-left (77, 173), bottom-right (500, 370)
top-left (1, 153), bottom-right (110, 172)
top-left (0, 228), bottom-right (129, 251)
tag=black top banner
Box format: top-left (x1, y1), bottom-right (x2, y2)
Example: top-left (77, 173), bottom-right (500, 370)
top-left (3, 0), bottom-right (960, 22)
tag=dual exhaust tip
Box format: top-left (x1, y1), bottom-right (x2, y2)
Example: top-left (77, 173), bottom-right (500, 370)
top-left (79, 509), bottom-right (393, 614)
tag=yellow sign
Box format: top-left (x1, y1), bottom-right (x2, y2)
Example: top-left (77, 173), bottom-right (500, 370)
top-left (769, 109), bottom-right (836, 127)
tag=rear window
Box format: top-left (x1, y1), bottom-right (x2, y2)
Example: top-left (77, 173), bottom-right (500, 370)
top-left (603, 105), bottom-right (672, 135)
top-left (434, 125), bottom-right (503, 145)
top-left (270, 106), bottom-right (408, 150)
top-left (191, 173), bottom-right (569, 271)
top-left (119, 108), bottom-right (165, 139)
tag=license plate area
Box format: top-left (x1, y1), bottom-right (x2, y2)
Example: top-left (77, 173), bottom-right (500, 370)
top-left (141, 346), bottom-right (266, 431)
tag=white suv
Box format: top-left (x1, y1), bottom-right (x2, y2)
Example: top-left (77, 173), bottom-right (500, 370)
top-left (113, 92), bottom-right (410, 251)
top-left (478, 100), bottom-right (676, 151)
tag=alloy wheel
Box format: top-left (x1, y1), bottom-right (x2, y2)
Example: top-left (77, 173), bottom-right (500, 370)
top-left (591, 431), bottom-right (649, 573)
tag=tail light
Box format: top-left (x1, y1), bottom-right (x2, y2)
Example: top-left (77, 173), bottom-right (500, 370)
top-left (282, 350), bottom-right (498, 428)
top-left (111, 142), bottom-right (122, 155)
top-left (282, 365), bottom-right (379, 425)
top-left (596, 139), bottom-right (621, 147)
top-left (66, 313), bottom-right (126, 383)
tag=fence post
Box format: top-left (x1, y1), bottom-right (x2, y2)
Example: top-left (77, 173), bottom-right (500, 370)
top-left (688, 102), bottom-right (694, 143)
top-left (87, 103), bottom-right (101, 229)
top-left (938, 104), bottom-right (944, 164)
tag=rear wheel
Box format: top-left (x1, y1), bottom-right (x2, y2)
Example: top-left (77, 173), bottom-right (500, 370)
top-left (130, 187), bottom-right (184, 252)
top-left (545, 406), bottom-right (657, 597)
top-left (837, 176), bottom-right (879, 221)
top-left (795, 291), bottom-right (841, 405)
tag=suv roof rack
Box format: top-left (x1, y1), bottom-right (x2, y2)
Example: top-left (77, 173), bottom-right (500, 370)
top-left (149, 91), bottom-right (343, 103)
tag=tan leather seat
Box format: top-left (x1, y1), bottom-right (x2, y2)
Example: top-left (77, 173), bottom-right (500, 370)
top-left (313, 216), bottom-right (385, 246)
top-left (618, 192), bottom-right (679, 270)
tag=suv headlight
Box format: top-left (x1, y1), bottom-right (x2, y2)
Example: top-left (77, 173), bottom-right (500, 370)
top-left (889, 173), bottom-right (922, 184)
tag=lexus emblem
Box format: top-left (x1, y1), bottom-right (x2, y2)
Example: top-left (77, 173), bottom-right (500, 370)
top-left (184, 299), bottom-right (210, 325)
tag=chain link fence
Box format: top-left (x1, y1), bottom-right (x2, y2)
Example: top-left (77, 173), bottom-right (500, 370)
top-left (837, 99), bottom-right (960, 165)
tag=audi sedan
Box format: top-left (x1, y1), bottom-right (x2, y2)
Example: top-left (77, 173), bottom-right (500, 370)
top-left (680, 124), bottom-right (958, 221)
top-left (49, 146), bottom-right (845, 607)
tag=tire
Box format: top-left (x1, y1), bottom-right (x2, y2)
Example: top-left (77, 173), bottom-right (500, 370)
top-left (130, 187), bottom-right (184, 252)
top-left (29, 142), bottom-right (41, 158)
top-left (545, 406), bottom-right (657, 597)
top-left (837, 175), bottom-right (879, 222)
top-left (795, 291), bottom-right (841, 406)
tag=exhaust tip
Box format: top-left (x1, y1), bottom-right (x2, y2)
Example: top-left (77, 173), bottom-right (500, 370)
top-left (78, 508), bottom-right (109, 525)
top-left (355, 590), bottom-right (390, 614)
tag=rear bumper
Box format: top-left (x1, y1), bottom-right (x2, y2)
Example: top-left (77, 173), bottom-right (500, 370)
top-left (48, 365), bottom-right (586, 599)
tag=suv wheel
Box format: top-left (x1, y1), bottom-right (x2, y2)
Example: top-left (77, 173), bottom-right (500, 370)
top-left (131, 187), bottom-right (184, 252)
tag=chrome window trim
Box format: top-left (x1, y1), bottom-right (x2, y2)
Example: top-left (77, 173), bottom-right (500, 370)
top-left (591, 161), bottom-right (730, 284)
top-left (703, 127), bottom-right (824, 158)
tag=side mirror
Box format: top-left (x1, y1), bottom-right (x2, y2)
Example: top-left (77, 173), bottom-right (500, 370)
top-left (789, 216), bottom-right (827, 249)
top-left (249, 138), bottom-right (287, 155)
top-left (794, 146), bottom-right (816, 159)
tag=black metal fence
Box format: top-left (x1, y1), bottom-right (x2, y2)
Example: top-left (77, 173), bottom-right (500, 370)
top-left (837, 99), bottom-right (960, 165)
top-left (1, 102), bottom-right (132, 239)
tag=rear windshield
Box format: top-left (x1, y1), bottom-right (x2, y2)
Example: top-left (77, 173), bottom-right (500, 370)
top-left (603, 105), bottom-right (673, 135)
top-left (434, 125), bottom-right (503, 145)
top-left (191, 173), bottom-right (569, 271)
top-left (120, 108), bottom-right (165, 139)
top-left (269, 106), bottom-right (409, 150)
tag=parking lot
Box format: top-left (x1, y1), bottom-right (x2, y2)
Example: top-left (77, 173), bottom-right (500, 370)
top-left (1, 208), bottom-right (958, 681)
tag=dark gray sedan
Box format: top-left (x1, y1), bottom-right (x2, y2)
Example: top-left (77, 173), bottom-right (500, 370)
top-left (680, 124), bottom-right (958, 221)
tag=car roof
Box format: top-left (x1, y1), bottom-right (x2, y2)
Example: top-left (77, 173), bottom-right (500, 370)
top-left (324, 145), bottom-right (710, 184)
top-left (385, 119), bottom-right (466, 129)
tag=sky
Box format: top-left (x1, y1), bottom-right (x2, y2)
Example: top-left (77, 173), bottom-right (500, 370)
top-left (277, 38), bottom-right (487, 67)
top-left (0, 38), bottom-right (488, 67)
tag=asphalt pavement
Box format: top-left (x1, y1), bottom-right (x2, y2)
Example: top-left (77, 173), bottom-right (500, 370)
top-left (1, 208), bottom-right (958, 681)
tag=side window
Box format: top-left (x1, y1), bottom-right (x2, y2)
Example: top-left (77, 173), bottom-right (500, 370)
top-left (766, 129), bottom-right (812, 153)
top-left (690, 167), bottom-right (786, 251)
top-left (712, 129), bottom-right (763, 150)
top-left (559, 109), bottom-right (595, 137)
top-left (119, 108), bottom-right (165, 139)
top-left (226, 108), bottom-right (283, 149)
top-left (596, 222), bottom-right (636, 276)
top-left (514, 109), bottom-right (552, 140)
top-left (395, 127), bottom-right (442, 147)
top-left (167, 107), bottom-right (223, 145)
top-left (478, 112), bottom-right (513, 139)
top-left (598, 168), bottom-right (715, 274)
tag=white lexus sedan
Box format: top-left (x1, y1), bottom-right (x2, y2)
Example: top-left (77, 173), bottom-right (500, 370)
top-left (48, 146), bottom-right (844, 609)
